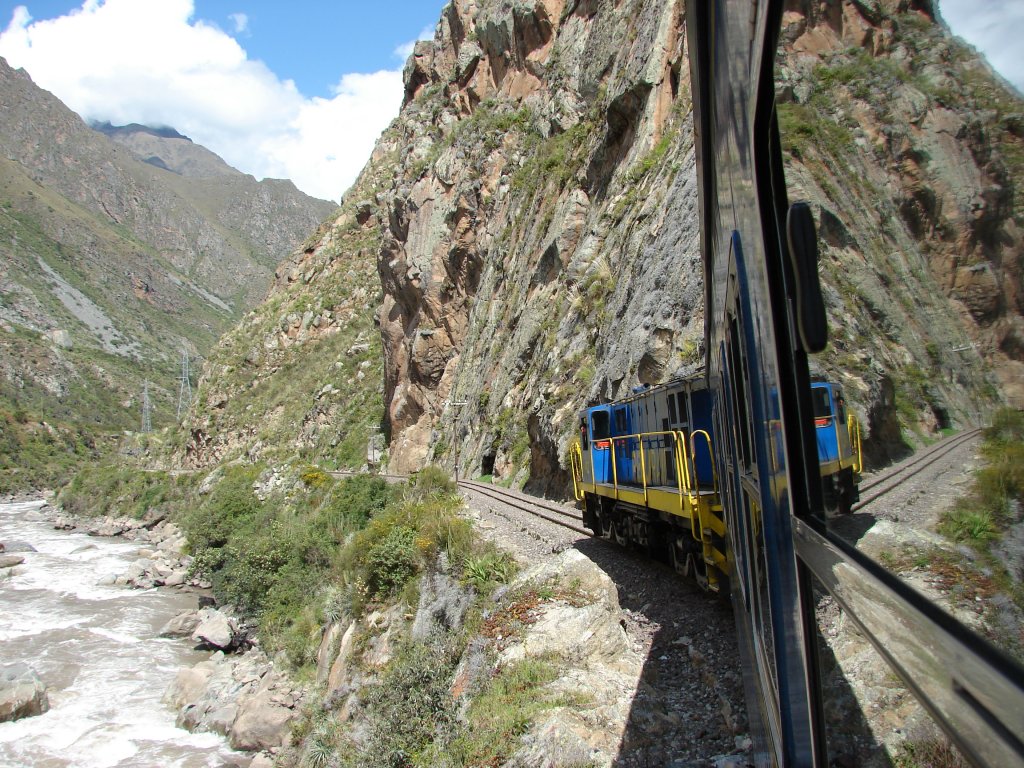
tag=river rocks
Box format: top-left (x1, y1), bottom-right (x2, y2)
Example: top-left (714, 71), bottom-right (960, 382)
top-left (0, 554), bottom-right (25, 569)
top-left (51, 513), bottom-right (196, 590)
top-left (160, 609), bottom-right (203, 638)
top-left (0, 664), bottom-right (49, 722)
top-left (165, 649), bottom-right (304, 752)
top-left (192, 608), bottom-right (240, 650)
top-left (0, 540), bottom-right (36, 553)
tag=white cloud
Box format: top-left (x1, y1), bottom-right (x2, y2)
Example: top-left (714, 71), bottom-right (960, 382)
top-left (228, 12), bottom-right (248, 35)
top-left (0, 0), bottom-right (407, 201)
top-left (939, 0), bottom-right (1024, 92)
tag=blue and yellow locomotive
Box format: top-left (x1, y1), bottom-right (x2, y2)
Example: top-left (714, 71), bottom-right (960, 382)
top-left (811, 378), bottom-right (861, 514)
top-left (570, 375), bottom-right (728, 591)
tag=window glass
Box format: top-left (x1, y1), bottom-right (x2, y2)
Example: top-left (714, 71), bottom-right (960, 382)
top-left (811, 387), bottom-right (832, 419)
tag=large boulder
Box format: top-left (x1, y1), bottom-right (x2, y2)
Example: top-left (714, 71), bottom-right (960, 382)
top-left (0, 540), bottom-right (37, 553)
top-left (165, 649), bottom-right (302, 750)
top-left (159, 609), bottom-right (202, 638)
top-left (191, 608), bottom-right (238, 650)
top-left (229, 686), bottom-right (295, 751)
top-left (0, 664), bottom-right (49, 722)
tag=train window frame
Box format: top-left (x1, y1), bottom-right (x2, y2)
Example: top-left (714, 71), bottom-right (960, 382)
top-left (833, 388), bottom-right (847, 424)
top-left (728, 313), bottom-right (754, 471)
top-left (591, 411), bottom-right (610, 440)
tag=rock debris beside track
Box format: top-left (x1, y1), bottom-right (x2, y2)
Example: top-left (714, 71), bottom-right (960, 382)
top-left (460, 485), bottom-right (749, 767)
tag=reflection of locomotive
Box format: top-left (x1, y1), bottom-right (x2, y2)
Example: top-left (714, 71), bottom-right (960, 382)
top-left (811, 378), bottom-right (861, 514)
top-left (684, 1), bottom-right (1023, 765)
top-left (569, 375), bottom-right (861, 590)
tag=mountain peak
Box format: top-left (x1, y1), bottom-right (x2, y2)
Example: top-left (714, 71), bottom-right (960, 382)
top-left (91, 121), bottom-right (193, 143)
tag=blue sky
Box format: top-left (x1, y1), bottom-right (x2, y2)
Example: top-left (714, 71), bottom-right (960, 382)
top-left (0, 1), bottom-right (1018, 202)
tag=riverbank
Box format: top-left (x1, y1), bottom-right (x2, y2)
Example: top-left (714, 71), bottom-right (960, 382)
top-left (0, 498), bottom-right (252, 766)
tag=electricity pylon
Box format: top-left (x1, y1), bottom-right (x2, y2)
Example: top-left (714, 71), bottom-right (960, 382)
top-left (141, 380), bottom-right (152, 433)
top-left (176, 350), bottom-right (192, 419)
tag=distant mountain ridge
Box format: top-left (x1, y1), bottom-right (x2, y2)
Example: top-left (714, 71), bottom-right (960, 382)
top-left (91, 120), bottom-right (245, 180)
top-left (0, 57), bottom-right (336, 490)
top-left (92, 122), bottom-right (192, 142)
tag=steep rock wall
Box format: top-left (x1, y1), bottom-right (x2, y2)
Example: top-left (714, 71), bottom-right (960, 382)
top-left (376, 0), bottom-right (702, 485)
top-left (180, 0), bottom-right (1021, 491)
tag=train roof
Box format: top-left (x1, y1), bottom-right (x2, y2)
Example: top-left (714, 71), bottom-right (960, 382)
top-left (582, 370), bottom-right (707, 411)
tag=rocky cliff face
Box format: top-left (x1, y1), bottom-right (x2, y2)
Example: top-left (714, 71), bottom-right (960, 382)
top-left (377, 0), bottom-right (703, 486)
top-left (183, 0), bottom-right (1021, 491)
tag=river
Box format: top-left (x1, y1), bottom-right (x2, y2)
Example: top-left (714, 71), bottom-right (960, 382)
top-left (0, 500), bottom-right (245, 767)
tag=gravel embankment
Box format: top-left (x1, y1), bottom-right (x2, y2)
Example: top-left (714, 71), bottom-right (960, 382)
top-left (461, 486), bottom-right (748, 767)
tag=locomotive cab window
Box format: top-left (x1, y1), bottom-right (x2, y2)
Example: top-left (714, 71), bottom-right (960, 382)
top-left (811, 387), bottom-right (832, 421)
top-left (591, 411), bottom-right (610, 441)
top-left (614, 408), bottom-right (629, 436)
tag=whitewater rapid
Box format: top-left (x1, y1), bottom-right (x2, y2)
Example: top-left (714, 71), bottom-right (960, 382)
top-left (0, 499), bottom-right (244, 767)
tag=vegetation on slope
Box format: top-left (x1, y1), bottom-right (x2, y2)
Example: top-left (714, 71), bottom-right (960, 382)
top-left (59, 461), bottom-right (581, 766)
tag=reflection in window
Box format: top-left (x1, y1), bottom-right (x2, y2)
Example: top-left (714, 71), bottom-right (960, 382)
top-left (774, 1), bottom-right (1023, 763)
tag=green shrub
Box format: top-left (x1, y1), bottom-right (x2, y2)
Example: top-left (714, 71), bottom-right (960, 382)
top-left (213, 518), bottom-right (296, 612)
top-left (462, 549), bottom-right (517, 591)
top-left (363, 525), bottom-right (420, 598)
top-left (300, 466), bottom-right (332, 488)
top-left (314, 474), bottom-right (397, 543)
top-left (408, 465), bottom-right (457, 499)
top-left (939, 508), bottom-right (997, 545)
top-left (181, 465), bottom-right (263, 551)
top-left (58, 465), bottom-right (190, 519)
top-left (345, 637), bottom-right (461, 768)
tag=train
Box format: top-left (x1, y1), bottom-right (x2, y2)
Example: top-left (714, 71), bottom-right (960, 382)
top-left (680, 1), bottom-right (1024, 766)
top-left (810, 378), bottom-right (861, 514)
top-left (569, 375), bottom-right (861, 592)
top-left (563, 0), bottom-right (1024, 763)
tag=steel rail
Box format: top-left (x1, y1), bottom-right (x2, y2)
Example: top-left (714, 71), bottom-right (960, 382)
top-left (851, 428), bottom-right (982, 513)
top-left (456, 480), bottom-right (590, 536)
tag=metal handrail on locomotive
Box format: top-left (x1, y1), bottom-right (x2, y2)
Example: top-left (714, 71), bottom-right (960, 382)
top-left (570, 374), bottom-right (862, 590)
top-left (570, 374), bottom-right (727, 592)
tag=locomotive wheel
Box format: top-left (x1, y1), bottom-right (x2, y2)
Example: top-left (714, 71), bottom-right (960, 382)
top-left (613, 517), bottom-right (630, 547)
top-left (837, 473), bottom-right (855, 515)
top-left (671, 540), bottom-right (692, 577)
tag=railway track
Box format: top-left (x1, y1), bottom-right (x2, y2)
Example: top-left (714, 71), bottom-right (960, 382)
top-left (851, 427), bottom-right (982, 513)
top-left (456, 479), bottom-right (589, 536)
top-left (328, 470), bottom-right (589, 535)
top-left (331, 428), bottom-right (979, 536)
